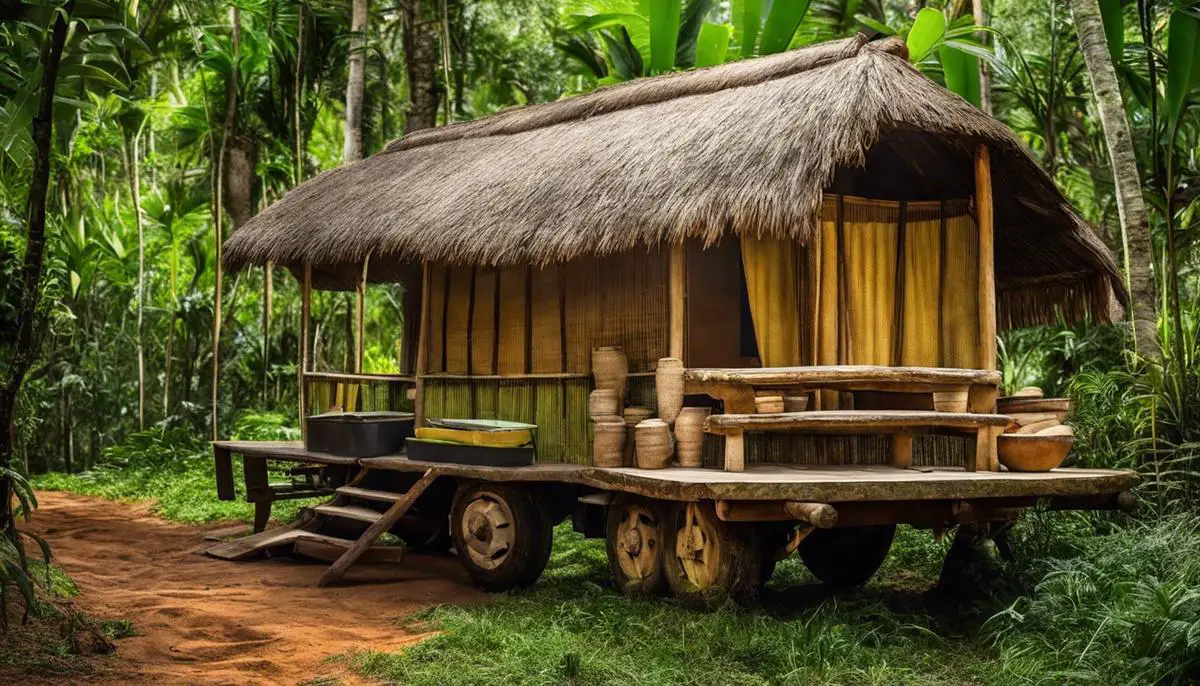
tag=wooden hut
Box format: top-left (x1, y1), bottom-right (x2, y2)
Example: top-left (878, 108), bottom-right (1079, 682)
top-left (211, 35), bottom-right (1133, 600)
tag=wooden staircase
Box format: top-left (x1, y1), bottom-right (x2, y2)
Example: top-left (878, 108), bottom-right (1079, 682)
top-left (204, 467), bottom-right (440, 588)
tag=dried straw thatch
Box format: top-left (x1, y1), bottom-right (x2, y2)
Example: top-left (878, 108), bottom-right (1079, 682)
top-left (225, 34), bottom-right (1124, 327)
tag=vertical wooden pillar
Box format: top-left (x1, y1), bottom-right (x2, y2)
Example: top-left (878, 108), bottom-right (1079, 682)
top-left (355, 254), bottom-right (369, 373)
top-left (299, 262), bottom-right (312, 439)
top-left (975, 145), bottom-right (996, 372)
top-left (669, 242), bottom-right (686, 361)
top-left (414, 262), bottom-right (432, 427)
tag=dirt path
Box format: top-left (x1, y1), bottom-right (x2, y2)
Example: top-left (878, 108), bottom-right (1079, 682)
top-left (25, 491), bottom-right (490, 685)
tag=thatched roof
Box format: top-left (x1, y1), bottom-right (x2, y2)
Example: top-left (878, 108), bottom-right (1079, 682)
top-left (225, 34), bottom-right (1124, 328)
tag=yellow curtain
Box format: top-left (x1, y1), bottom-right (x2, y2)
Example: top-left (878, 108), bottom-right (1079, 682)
top-left (812, 196), bottom-right (980, 369)
top-left (941, 211), bottom-right (980, 368)
top-left (842, 204), bottom-right (897, 365)
top-left (901, 215), bottom-right (942, 366)
top-left (740, 237), bottom-right (801, 366)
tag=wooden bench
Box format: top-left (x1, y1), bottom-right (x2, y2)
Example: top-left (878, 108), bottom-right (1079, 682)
top-left (703, 410), bottom-right (1011, 473)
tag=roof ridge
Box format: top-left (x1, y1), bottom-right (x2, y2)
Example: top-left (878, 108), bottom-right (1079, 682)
top-left (383, 34), bottom-right (871, 155)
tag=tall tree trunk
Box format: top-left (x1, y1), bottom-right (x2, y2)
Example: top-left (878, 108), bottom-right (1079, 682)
top-left (124, 130), bottom-right (147, 430)
top-left (404, 1), bottom-right (440, 133)
top-left (294, 3), bottom-right (306, 184)
top-left (0, 14), bottom-right (68, 537)
top-left (972, 0), bottom-right (992, 115)
top-left (1069, 0), bottom-right (1158, 358)
top-left (212, 7), bottom-right (241, 441)
top-left (345, 0), bottom-right (368, 163)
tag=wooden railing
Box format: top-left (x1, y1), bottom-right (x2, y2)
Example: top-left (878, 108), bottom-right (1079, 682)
top-left (302, 372), bottom-right (416, 417)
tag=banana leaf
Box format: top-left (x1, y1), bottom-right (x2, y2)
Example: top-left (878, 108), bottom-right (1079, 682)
top-left (1165, 8), bottom-right (1200, 134)
top-left (738, 0), bottom-right (764, 57)
top-left (940, 44), bottom-right (981, 108)
top-left (758, 0), bottom-right (810, 55)
top-left (695, 22), bottom-right (733, 67)
top-left (906, 8), bottom-right (945, 64)
top-left (676, 0), bottom-right (716, 68)
top-left (649, 0), bottom-right (682, 74)
top-left (1098, 0), bottom-right (1124, 66)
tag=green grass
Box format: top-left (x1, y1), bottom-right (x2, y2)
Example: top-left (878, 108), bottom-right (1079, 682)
top-left (32, 413), bottom-right (317, 525)
top-left (347, 518), bottom-right (1200, 686)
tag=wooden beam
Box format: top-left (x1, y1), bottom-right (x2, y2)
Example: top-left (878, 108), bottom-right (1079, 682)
top-left (299, 262), bottom-right (312, 440)
top-left (355, 253), bottom-right (370, 373)
top-left (318, 469), bottom-right (438, 587)
top-left (975, 145), bottom-right (997, 371)
top-left (669, 242), bottom-right (686, 360)
top-left (414, 262), bottom-right (431, 427)
top-left (715, 500), bottom-right (838, 528)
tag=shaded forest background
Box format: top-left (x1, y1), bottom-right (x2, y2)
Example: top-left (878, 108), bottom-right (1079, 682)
top-left (2, 0), bottom-right (1200, 682)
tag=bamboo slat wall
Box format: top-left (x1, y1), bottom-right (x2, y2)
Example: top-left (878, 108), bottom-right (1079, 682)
top-left (422, 249), bottom-right (670, 463)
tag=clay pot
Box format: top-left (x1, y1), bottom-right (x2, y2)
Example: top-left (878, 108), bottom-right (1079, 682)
top-left (755, 395), bottom-right (784, 414)
top-left (673, 407), bottom-right (710, 468)
top-left (635, 419), bottom-right (674, 469)
top-left (932, 390), bottom-right (969, 413)
top-left (592, 415), bottom-right (627, 468)
top-left (588, 389), bottom-right (620, 418)
top-left (592, 346), bottom-right (629, 400)
top-left (783, 395), bottom-right (809, 413)
top-left (1013, 386), bottom-right (1045, 398)
top-left (655, 357), bottom-right (685, 424)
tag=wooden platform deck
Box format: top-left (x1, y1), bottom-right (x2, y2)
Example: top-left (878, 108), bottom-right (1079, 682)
top-left (212, 441), bottom-right (1133, 503)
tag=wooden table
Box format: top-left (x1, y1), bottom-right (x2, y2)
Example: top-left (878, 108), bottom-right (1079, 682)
top-left (684, 365), bottom-right (1001, 413)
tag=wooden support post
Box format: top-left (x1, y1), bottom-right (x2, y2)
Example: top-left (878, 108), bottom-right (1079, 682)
top-left (975, 145), bottom-right (997, 371)
top-left (967, 383), bottom-right (998, 415)
top-left (781, 501), bottom-right (839, 528)
top-left (971, 427), bottom-right (997, 472)
top-left (669, 242), bottom-right (686, 360)
top-left (355, 254), bottom-right (369, 373)
top-left (213, 445), bottom-right (235, 501)
top-left (414, 263), bottom-right (431, 427)
top-left (890, 430), bottom-right (914, 468)
top-left (724, 428), bottom-right (744, 472)
top-left (299, 262), bottom-right (312, 440)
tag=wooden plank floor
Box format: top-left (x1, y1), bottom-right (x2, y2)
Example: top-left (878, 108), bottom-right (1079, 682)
top-left (216, 441), bottom-right (1136, 504)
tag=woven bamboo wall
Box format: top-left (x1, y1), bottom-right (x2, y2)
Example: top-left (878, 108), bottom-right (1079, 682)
top-left (422, 249), bottom-right (669, 463)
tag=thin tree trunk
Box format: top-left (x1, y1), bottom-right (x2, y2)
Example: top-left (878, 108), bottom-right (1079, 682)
top-left (1069, 0), bottom-right (1158, 358)
top-left (294, 3), bottom-right (305, 184)
top-left (124, 131), bottom-right (147, 431)
top-left (439, 0), bottom-right (452, 124)
top-left (263, 261), bottom-right (273, 405)
top-left (972, 0), bottom-right (992, 115)
top-left (212, 7), bottom-right (241, 441)
top-left (0, 14), bottom-right (69, 536)
top-left (404, 1), bottom-right (440, 133)
top-left (344, 0), bottom-right (368, 163)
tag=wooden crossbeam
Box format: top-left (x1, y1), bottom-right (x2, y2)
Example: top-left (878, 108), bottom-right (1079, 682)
top-left (317, 468), bottom-right (439, 587)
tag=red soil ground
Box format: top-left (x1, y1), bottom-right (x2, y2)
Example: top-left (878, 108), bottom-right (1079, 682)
top-left (21, 491), bottom-right (489, 685)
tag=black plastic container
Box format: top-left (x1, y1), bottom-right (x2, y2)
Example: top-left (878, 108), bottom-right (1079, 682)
top-left (406, 438), bottom-right (535, 467)
top-left (306, 411), bottom-right (415, 457)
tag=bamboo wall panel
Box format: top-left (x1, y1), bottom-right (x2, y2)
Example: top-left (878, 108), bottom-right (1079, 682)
top-left (497, 267), bottom-right (528, 374)
top-left (698, 432), bottom-right (963, 468)
top-left (471, 269), bottom-right (498, 375)
top-left (427, 264), bottom-right (447, 373)
top-left (530, 266), bottom-right (564, 374)
top-left (444, 267), bottom-right (472, 373)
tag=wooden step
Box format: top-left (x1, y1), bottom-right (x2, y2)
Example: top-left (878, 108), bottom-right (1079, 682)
top-left (312, 504), bottom-right (384, 524)
top-left (292, 532), bottom-right (406, 565)
top-left (335, 485), bottom-right (404, 503)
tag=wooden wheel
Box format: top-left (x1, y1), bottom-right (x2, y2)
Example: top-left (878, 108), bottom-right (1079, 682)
top-left (605, 497), bottom-right (667, 596)
top-left (663, 501), bottom-right (761, 608)
top-left (799, 524), bottom-right (896, 587)
top-left (450, 483), bottom-right (552, 591)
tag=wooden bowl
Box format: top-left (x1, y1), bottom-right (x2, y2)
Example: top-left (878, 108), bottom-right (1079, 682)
top-left (998, 434), bottom-right (1073, 472)
top-left (997, 397), bottom-right (1072, 420)
top-left (932, 390), bottom-right (969, 413)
